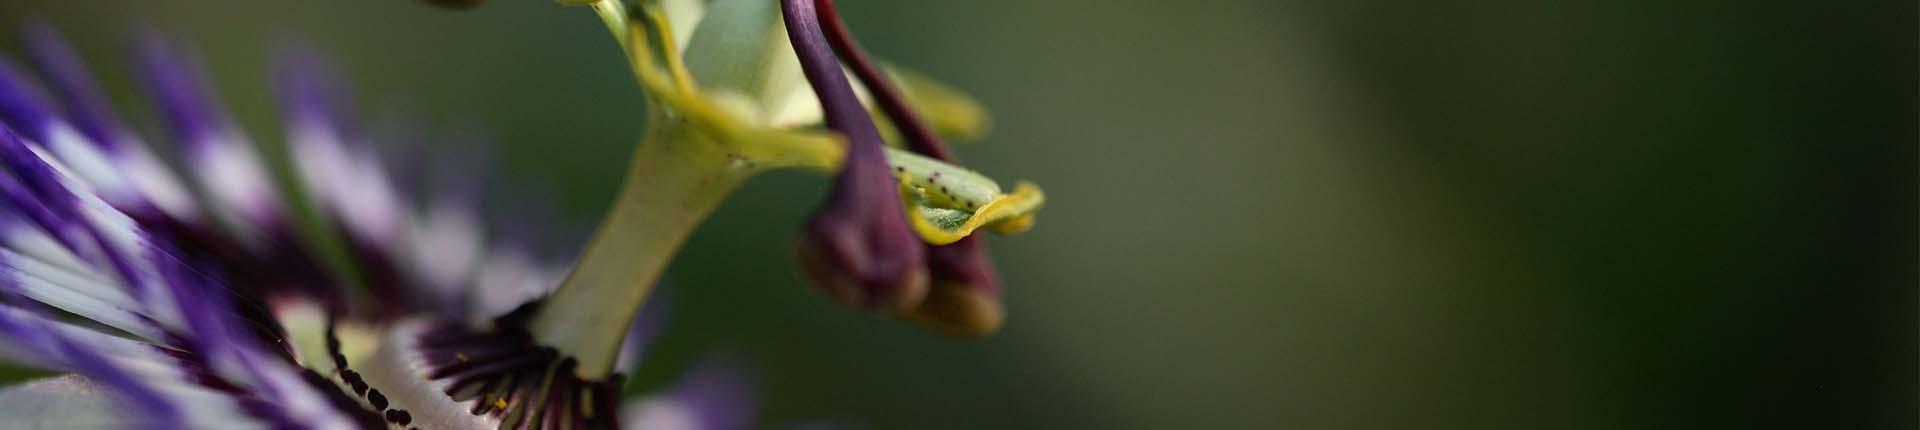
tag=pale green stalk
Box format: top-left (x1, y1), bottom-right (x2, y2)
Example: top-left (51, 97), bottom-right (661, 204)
top-left (530, 116), bottom-right (752, 377)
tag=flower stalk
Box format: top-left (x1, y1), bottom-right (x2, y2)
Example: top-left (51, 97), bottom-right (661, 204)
top-left (530, 116), bottom-right (752, 378)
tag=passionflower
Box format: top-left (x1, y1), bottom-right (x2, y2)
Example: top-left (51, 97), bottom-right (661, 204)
top-left (537, 0), bottom-right (1044, 345)
top-left (0, 0), bottom-right (1043, 428)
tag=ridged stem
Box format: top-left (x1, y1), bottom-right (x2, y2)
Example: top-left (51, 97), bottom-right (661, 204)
top-left (529, 120), bottom-right (750, 378)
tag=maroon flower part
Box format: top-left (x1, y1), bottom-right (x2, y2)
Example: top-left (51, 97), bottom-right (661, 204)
top-left (783, 0), bottom-right (1014, 335)
top-left (784, 0), bottom-right (930, 311)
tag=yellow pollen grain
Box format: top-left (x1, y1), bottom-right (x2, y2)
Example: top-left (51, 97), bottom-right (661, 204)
top-left (495, 398), bottom-right (508, 409)
top-left (456, 352), bottom-right (469, 362)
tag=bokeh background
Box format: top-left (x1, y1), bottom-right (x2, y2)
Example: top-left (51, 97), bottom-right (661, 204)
top-left (0, 0), bottom-right (1912, 428)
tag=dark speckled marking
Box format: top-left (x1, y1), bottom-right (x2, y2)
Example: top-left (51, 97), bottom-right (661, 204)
top-left (342, 370), bottom-right (368, 396)
top-left (367, 388), bottom-right (388, 411)
top-left (385, 409), bottom-right (412, 425)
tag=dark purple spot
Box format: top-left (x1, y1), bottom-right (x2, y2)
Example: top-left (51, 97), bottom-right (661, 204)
top-left (385, 409), bottom-right (412, 425)
top-left (341, 370), bottom-right (368, 395)
top-left (367, 388), bottom-right (388, 411)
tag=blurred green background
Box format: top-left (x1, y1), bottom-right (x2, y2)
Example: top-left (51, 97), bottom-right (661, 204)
top-left (0, 0), bottom-right (1912, 428)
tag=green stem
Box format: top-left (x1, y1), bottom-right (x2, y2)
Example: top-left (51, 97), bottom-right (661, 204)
top-left (529, 120), bottom-right (752, 378)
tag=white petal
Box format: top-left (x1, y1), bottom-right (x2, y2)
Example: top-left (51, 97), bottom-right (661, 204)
top-left (0, 375), bottom-right (142, 429)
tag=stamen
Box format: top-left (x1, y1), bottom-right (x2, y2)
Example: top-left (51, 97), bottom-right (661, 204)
top-left (813, 0), bottom-right (954, 161)
top-left (784, 0), bottom-right (929, 310)
top-left (806, 0), bottom-right (1019, 336)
